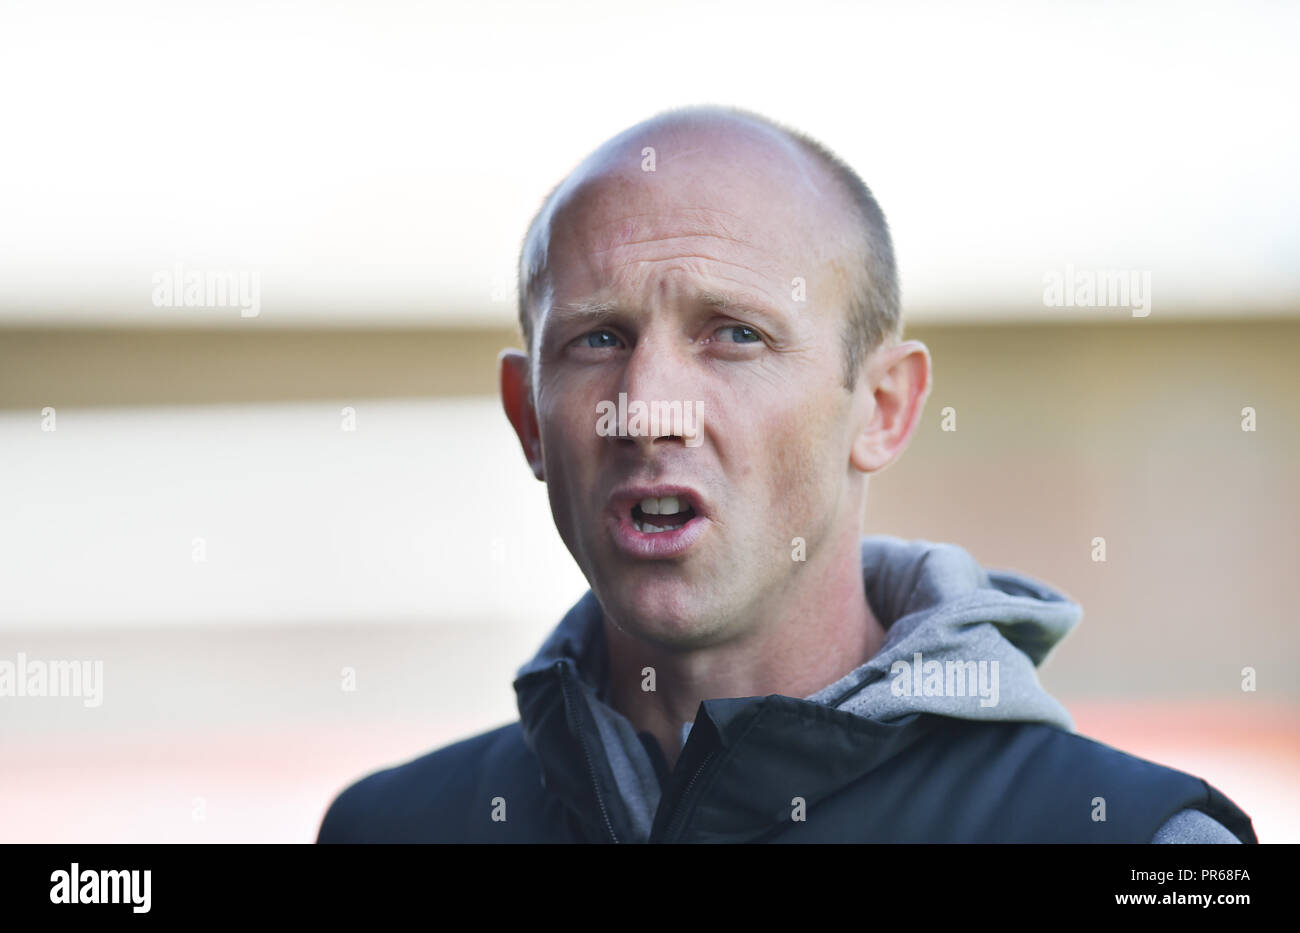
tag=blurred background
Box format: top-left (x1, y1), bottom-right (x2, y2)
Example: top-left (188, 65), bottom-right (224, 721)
top-left (1, 0), bottom-right (1296, 842)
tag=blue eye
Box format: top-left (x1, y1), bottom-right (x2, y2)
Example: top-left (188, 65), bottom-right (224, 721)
top-left (583, 330), bottom-right (620, 349)
top-left (719, 325), bottom-right (761, 344)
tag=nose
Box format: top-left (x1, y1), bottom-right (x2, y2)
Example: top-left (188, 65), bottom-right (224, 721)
top-left (615, 333), bottom-right (699, 454)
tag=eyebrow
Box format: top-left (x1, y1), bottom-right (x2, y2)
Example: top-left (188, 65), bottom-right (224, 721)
top-left (547, 299), bottom-right (620, 322)
top-left (548, 290), bottom-right (784, 325)
top-left (695, 289), bottom-right (786, 325)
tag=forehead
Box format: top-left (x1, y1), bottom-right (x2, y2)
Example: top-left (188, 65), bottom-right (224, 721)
top-left (533, 121), bottom-right (856, 300)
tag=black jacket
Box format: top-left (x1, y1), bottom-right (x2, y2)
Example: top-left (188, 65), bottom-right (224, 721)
top-left (318, 537), bottom-right (1257, 843)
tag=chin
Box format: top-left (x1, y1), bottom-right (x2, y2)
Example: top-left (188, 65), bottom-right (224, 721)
top-left (596, 575), bottom-right (735, 650)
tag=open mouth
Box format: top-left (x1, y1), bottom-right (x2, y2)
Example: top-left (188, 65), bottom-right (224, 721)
top-left (606, 486), bottom-right (709, 557)
top-left (630, 495), bottom-right (698, 534)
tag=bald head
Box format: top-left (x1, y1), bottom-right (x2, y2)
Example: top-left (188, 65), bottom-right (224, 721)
top-left (517, 105), bottom-right (900, 386)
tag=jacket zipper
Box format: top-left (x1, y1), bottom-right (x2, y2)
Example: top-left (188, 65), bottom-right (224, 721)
top-left (661, 749), bottom-right (716, 843)
top-left (557, 661), bottom-right (620, 843)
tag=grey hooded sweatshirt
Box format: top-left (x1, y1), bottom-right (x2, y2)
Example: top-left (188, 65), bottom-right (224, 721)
top-left (515, 534), bottom-right (1240, 843)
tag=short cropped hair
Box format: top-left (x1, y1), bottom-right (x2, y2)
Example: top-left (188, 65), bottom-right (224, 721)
top-left (517, 105), bottom-right (900, 387)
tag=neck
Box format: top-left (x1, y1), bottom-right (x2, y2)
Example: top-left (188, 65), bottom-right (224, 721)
top-left (603, 531), bottom-right (885, 771)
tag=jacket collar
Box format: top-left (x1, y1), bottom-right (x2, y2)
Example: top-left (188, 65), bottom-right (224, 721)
top-left (512, 535), bottom-right (1082, 842)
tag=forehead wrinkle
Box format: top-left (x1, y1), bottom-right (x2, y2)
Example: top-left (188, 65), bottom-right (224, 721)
top-left (585, 231), bottom-right (757, 256)
top-left (568, 198), bottom-right (760, 253)
top-left (555, 202), bottom-right (807, 302)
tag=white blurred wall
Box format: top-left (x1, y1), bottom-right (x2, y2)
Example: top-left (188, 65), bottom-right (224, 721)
top-left (1, 0), bottom-right (1298, 327)
top-left (0, 398), bottom-right (586, 629)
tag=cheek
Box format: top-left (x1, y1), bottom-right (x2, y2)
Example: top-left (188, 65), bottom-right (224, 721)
top-left (538, 387), bottom-right (599, 469)
top-left (752, 395), bottom-right (847, 524)
top-left (541, 418), bottom-right (594, 499)
top-left (537, 393), bottom-right (605, 534)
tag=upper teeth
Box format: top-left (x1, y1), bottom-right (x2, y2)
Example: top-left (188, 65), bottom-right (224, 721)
top-left (639, 496), bottom-right (682, 515)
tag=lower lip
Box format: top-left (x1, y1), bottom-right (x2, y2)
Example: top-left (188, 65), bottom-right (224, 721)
top-left (607, 510), bottom-right (708, 559)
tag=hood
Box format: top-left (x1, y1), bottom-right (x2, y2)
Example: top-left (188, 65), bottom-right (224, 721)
top-left (804, 536), bottom-right (1078, 730)
top-left (513, 535), bottom-right (1083, 842)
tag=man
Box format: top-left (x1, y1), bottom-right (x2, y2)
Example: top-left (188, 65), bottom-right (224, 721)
top-left (318, 106), bottom-right (1256, 843)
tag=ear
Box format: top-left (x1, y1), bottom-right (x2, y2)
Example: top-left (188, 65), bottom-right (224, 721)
top-left (499, 349), bottom-right (545, 481)
top-left (850, 339), bottom-right (932, 474)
